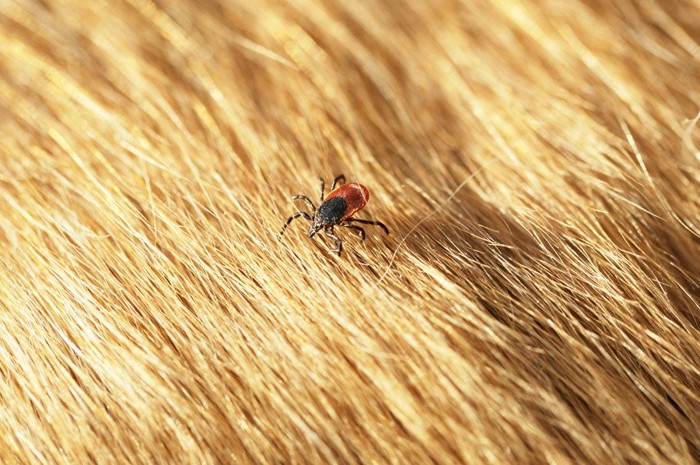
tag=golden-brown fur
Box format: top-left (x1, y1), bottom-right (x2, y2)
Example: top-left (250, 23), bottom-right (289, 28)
top-left (0, 0), bottom-right (698, 463)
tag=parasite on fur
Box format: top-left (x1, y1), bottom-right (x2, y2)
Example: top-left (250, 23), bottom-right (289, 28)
top-left (280, 174), bottom-right (389, 256)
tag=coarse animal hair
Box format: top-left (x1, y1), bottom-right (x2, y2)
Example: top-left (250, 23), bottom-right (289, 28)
top-left (0, 0), bottom-right (698, 464)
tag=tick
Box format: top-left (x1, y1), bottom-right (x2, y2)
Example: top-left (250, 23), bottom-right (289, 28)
top-left (280, 174), bottom-right (389, 256)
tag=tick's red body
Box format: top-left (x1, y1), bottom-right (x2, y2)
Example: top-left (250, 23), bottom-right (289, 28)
top-left (324, 183), bottom-right (370, 220)
top-left (280, 174), bottom-right (389, 256)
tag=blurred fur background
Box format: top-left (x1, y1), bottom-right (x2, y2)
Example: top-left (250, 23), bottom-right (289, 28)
top-left (1, 0), bottom-right (699, 463)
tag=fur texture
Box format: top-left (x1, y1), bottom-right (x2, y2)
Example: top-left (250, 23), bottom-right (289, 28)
top-left (0, 0), bottom-right (698, 463)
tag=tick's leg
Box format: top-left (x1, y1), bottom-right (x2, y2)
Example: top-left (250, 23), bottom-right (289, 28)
top-left (345, 218), bottom-right (389, 235)
top-left (339, 223), bottom-right (365, 242)
top-left (319, 177), bottom-right (325, 202)
top-left (280, 211), bottom-right (312, 238)
top-left (330, 174), bottom-right (346, 191)
top-left (292, 195), bottom-right (316, 212)
top-left (324, 227), bottom-right (343, 256)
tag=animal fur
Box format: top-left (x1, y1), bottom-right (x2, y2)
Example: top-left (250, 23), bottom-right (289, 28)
top-left (0, 0), bottom-right (698, 463)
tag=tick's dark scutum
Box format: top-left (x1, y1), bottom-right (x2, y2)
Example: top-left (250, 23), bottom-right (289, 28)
top-left (316, 196), bottom-right (347, 225)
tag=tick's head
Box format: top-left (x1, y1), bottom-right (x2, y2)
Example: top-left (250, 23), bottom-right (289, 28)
top-left (307, 212), bottom-right (332, 238)
top-left (307, 221), bottom-right (322, 238)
